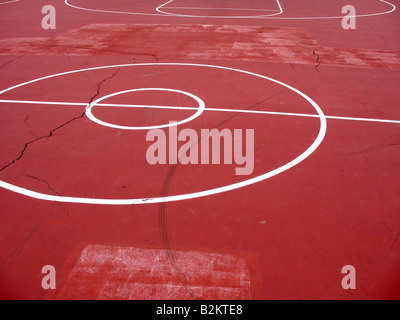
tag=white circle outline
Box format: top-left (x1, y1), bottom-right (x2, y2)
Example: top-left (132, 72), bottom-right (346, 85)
top-left (0, 63), bottom-right (327, 205)
top-left (64, 0), bottom-right (396, 20)
top-left (64, 0), bottom-right (282, 19)
top-left (86, 88), bottom-right (205, 130)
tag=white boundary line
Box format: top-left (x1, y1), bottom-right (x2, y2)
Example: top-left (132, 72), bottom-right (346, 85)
top-left (0, 63), bottom-right (327, 205)
top-left (162, 7), bottom-right (280, 12)
top-left (64, 0), bottom-right (161, 17)
top-left (64, 0), bottom-right (396, 20)
top-left (0, 0), bottom-right (19, 4)
top-left (0, 99), bottom-right (195, 110)
top-left (272, 0), bottom-right (396, 20)
top-left (0, 99), bottom-right (399, 125)
top-left (155, 0), bottom-right (283, 18)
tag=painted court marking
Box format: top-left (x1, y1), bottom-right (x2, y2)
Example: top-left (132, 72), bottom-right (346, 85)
top-left (0, 100), bottom-right (400, 125)
top-left (0, 63), bottom-right (327, 205)
top-left (0, 99), bottom-right (399, 125)
top-left (86, 88), bottom-right (206, 130)
top-left (155, 0), bottom-right (283, 18)
top-left (269, 0), bottom-right (396, 20)
top-left (64, 0), bottom-right (396, 20)
top-left (64, 0), bottom-right (282, 19)
top-left (161, 7), bottom-right (280, 12)
top-left (0, 0), bottom-right (19, 4)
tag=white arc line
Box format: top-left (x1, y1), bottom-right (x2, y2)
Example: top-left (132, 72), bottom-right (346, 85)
top-left (86, 88), bottom-right (205, 130)
top-left (0, 0), bottom-right (19, 4)
top-left (64, 0), bottom-right (395, 20)
top-left (0, 99), bottom-right (399, 124)
top-left (270, 0), bottom-right (396, 20)
top-left (64, 0), bottom-right (283, 19)
top-left (156, 0), bottom-right (283, 18)
top-left (0, 62), bottom-right (327, 205)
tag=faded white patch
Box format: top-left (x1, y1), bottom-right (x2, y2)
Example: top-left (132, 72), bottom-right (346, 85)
top-left (58, 245), bottom-right (251, 300)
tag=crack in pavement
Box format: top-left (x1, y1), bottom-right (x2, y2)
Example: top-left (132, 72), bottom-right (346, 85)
top-left (63, 44), bottom-right (163, 62)
top-left (24, 114), bottom-right (38, 139)
top-left (65, 47), bottom-right (96, 84)
top-left (391, 231), bottom-right (400, 251)
top-left (351, 69), bottom-right (385, 119)
top-left (157, 89), bottom-right (289, 299)
top-left (362, 20), bottom-right (389, 49)
top-left (350, 142), bottom-right (400, 155)
top-left (0, 69), bottom-right (121, 173)
top-left (0, 222), bottom-right (42, 275)
top-left (0, 52), bottom-right (30, 71)
top-left (25, 175), bottom-right (72, 219)
top-left (313, 50), bottom-right (321, 73)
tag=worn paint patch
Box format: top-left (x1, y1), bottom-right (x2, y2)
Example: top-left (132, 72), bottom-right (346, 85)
top-left (316, 46), bottom-right (400, 70)
top-left (0, 24), bottom-right (316, 63)
top-left (1, 24), bottom-right (398, 69)
top-left (57, 245), bottom-right (251, 300)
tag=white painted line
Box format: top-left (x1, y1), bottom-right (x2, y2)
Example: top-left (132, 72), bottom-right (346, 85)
top-left (273, 0), bottom-right (396, 20)
top-left (64, 0), bottom-right (396, 20)
top-left (0, 63), bottom-right (327, 205)
top-left (86, 88), bottom-right (205, 130)
top-left (0, 99), bottom-right (399, 124)
top-left (0, 99), bottom-right (196, 111)
top-left (64, 0), bottom-right (163, 17)
top-left (162, 7), bottom-right (280, 12)
top-left (206, 107), bottom-right (400, 124)
top-left (64, 0), bottom-right (284, 19)
top-left (155, 0), bottom-right (174, 15)
top-left (0, 99), bottom-right (86, 107)
top-left (324, 115), bottom-right (400, 124)
top-left (156, 0), bottom-right (283, 18)
top-left (0, 0), bottom-right (19, 4)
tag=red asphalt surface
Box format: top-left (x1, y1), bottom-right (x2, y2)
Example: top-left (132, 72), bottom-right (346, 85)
top-left (0, 0), bottom-right (399, 300)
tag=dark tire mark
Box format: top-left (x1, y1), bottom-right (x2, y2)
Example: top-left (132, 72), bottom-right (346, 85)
top-left (158, 88), bottom-right (289, 298)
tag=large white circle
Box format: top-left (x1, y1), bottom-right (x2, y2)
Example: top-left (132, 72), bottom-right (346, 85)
top-left (0, 63), bottom-right (327, 205)
top-left (86, 88), bottom-right (205, 130)
top-left (65, 0), bottom-right (396, 20)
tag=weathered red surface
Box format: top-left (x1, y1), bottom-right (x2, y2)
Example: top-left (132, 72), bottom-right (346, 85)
top-left (57, 245), bottom-right (252, 300)
top-left (0, 0), bottom-right (399, 300)
top-left (1, 24), bottom-right (400, 70)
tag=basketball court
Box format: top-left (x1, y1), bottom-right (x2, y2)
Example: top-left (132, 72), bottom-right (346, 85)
top-left (0, 0), bottom-right (399, 300)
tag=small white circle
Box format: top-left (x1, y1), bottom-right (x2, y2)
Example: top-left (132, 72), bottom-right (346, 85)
top-left (86, 88), bottom-right (205, 130)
